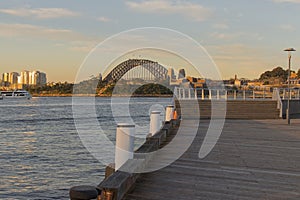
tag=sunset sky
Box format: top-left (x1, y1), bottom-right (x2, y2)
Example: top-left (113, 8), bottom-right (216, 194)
top-left (0, 0), bottom-right (300, 82)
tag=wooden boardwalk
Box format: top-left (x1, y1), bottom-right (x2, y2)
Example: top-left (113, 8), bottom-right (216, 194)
top-left (124, 119), bottom-right (300, 199)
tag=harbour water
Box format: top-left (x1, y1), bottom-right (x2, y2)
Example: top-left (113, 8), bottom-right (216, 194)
top-left (0, 97), bottom-right (172, 199)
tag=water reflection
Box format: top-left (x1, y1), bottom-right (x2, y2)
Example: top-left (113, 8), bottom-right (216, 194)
top-left (0, 97), bottom-right (172, 199)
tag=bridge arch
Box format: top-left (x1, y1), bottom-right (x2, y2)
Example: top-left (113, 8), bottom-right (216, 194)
top-left (103, 59), bottom-right (168, 82)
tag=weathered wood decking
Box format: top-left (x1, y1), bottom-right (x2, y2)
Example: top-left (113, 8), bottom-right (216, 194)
top-left (124, 119), bottom-right (300, 199)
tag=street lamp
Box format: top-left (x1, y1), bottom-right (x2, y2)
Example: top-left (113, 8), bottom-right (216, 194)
top-left (284, 48), bottom-right (296, 125)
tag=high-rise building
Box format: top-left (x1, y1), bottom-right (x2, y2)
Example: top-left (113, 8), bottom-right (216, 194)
top-left (29, 71), bottom-right (47, 85)
top-left (19, 70), bottom-right (30, 85)
top-left (167, 68), bottom-right (176, 80)
top-left (3, 70), bottom-right (47, 87)
top-left (178, 69), bottom-right (186, 79)
top-left (9, 72), bottom-right (19, 84)
top-left (29, 71), bottom-right (38, 85)
top-left (2, 73), bottom-right (9, 82)
top-left (39, 72), bottom-right (47, 85)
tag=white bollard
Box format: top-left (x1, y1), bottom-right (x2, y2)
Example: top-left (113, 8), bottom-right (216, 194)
top-left (115, 124), bottom-right (135, 170)
top-left (150, 111), bottom-right (161, 136)
top-left (165, 105), bottom-right (174, 122)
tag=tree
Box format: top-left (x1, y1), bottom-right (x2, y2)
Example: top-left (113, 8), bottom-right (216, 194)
top-left (259, 66), bottom-right (288, 81)
top-left (297, 69), bottom-right (300, 78)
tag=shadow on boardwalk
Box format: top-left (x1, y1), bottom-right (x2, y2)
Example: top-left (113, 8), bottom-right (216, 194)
top-left (124, 119), bottom-right (300, 200)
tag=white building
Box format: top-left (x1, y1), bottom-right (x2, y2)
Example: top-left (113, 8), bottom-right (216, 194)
top-left (39, 72), bottom-right (47, 85)
top-left (2, 73), bottom-right (9, 82)
top-left (16, 70), bottom-right (47, 86)
top-left (9, 72), bottom-right (19, 84)
top-left (3, 70), bottom-right (47, 87)
top-left (19, 70), bottom-right (30, 85)
top-left (29, 71), bottom-right (47, 85)
top-left (167, 67), bottom-right (176, 80)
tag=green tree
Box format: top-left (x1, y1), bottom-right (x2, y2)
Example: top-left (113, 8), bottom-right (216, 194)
top-left (259, 66), bottom-right (288, 81)
top-left (297, 69), bottom-right (300, 78)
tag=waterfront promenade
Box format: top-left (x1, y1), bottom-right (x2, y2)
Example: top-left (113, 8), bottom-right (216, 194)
top-left (124, 119), bottom-right (300, 199)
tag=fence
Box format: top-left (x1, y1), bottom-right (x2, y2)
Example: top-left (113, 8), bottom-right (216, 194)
top-left (174, 87), bottom-right (300, 101)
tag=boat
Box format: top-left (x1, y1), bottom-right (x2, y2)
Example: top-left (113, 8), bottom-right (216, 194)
top-left (0, 90), bottom-right (32, 100)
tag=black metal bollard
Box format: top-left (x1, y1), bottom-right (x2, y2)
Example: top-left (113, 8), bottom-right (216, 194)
top-left (69, 185), bottom-right (100, 200)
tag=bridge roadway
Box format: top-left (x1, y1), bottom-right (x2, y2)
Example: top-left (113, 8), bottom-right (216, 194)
top-left (124, 119), bottom-right (300, 199)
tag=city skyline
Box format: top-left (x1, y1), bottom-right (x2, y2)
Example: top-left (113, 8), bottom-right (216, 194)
top-left (2, 70), bottom-right (47, 89)
top-left (0, 0), bottom-right (300, 82)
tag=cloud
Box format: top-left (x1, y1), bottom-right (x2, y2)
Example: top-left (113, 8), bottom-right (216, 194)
top-left (0, 23), bottom-right (82, 40)
top-left (210, 31), bottom-right (264, 41)
top-left (0, 23), bottom-right (102, 52)
top-left (271, 0), bottom-right (300, 3)
top-left (69, 41), bottom-right (98, 52)
top-left (0, 7), bottom-right (80, 19)
top-left (280, 24), bottom-right (296, 31)
top-left (125, 0), bottom-right (212, 21)
top-left (212, 23), bottom-right (229, 30)
top-left (97, 17), bottom-right (112, 22)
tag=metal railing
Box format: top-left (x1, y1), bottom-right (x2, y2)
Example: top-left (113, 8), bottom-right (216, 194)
top-left (277, 88), bottom-right (300, 100)
top-left (272, 88), bottom-right (283, 118)
top-left (174, 87), bottom-right (300, 101)
top-left (175, 87), bottom-right (274, 100)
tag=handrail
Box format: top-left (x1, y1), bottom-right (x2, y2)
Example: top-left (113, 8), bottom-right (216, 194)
top-left (174, 87), bottom-right (300, 101)
top-left (272, 88), bottom-right (283, 118)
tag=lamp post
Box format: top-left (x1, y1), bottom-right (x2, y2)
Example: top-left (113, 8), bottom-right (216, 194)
top-left (284, 48), bottom-right (296, 125)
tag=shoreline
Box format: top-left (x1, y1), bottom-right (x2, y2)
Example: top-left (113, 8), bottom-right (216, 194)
top-left (32, 94), bottom-right (173, 98)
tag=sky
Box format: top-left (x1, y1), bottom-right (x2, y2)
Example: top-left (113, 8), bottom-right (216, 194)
top-left (0, 0), bottom-right (300, 82)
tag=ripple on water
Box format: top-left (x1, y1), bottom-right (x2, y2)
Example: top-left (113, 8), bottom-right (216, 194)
top-left (0, 97), bottom-right (172, 199)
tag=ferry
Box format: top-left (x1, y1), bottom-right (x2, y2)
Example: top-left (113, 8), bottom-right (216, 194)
top-left (0, 90), bottom-right (32, 100)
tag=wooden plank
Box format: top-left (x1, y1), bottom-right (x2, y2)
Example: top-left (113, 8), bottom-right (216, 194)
top-left (124, 119), bottom-right (300, 199)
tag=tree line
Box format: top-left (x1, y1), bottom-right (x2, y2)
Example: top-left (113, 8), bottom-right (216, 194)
top-left (25, 78), bottom-right (173, 96)
top-left (259, 66), bottom-right (300, 85)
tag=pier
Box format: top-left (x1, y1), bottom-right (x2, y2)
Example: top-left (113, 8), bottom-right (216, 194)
top-left (70, 88), bottom-right (300, 200)
top-left (123, 119), bottom-right (300, 199)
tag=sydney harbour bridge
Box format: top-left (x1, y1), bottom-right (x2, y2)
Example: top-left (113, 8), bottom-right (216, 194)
top-left (103, 59), bottom-right (169, 83)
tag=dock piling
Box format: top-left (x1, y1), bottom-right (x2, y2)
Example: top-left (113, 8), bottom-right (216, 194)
top-left (115, 124), bottom-right (135, 170)
top-left (150, 111), bottom-right (161, 136)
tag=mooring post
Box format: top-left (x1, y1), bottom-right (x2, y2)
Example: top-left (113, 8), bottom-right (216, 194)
top-left (115, 124), bottom-right (135, 170)
top-left (150, 111), bottom-right (161, 136)
top-left (165, 105), bottom-right (174, 122)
